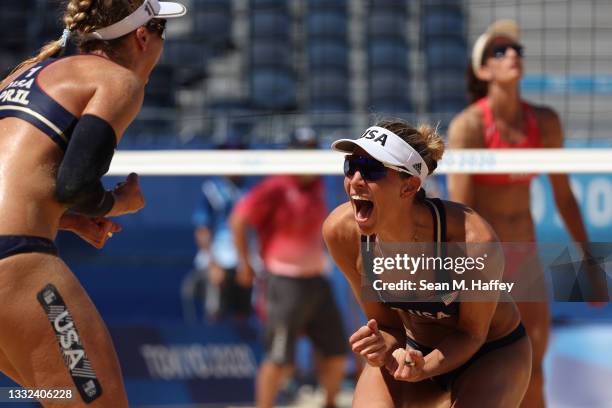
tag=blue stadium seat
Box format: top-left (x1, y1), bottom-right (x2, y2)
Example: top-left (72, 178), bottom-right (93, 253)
top-left (0, 6), bottom-right (30, 50)
top-left (368, 11), bottom-right (407, 39)
top-left (307, 0), bottom-right (347, 11)
top-left (251, 68), bottom-right (296, 110)
top-left (309, 99), bottom-right (350, 112)
top-left (428, 69), bottom-right (467, 111)
top-left (125, 118), bottom-right (175, 139)
top-left (428, 71), bottom-right (466, 98)
top-left (368, 39), bottom-right (409, 71)
top-left (428, 98), bottom-right (466, 114)
top-left (192, 9), bottom-right (232, 47)
top-left (369, 72), bottom-right (412, 113)
top-left (162, 39), bottom-right (209, 69)
top-left (250, 0), bottom-right (288, 11)
top-left (251, 10), bottom-right (291, 38)
top-left (251, 41), bottom-right (292, 68)
top-left (370, 100), bottom-right (413, 114)
top-left (366, 0), bottom-right (408, 12)
top-left (423, 12), bottom-right (465, 38)
top-left (425, 39), bottom-right (467, 70)
top-left (423, 0), bottom-right (463, 14)
top-left (309, 69), bottom-right (349, 98)
top-left (190, 0), bottom-right (231, 13)
top-left (38, 6), bottom-right (63, 43)
top-left (144, 66), bottom-right (176, 108)
top-left (308, 41), bottom-right (349, 70)
top-left (306, 11), bottom-right (347, 39)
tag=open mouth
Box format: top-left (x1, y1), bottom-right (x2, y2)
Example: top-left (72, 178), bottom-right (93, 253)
top-left (351, 195), bottom-right (374, 222)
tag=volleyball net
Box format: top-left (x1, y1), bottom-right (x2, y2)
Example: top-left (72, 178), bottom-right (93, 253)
top-left (108, 148), bottom-right (612, 176)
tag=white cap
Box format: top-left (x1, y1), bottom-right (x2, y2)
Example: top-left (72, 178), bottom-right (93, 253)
top-left (86, 0), bottom-right (187, 41)
top-left (471, 19), bottom-right (520, 74)
top-left (331, 126), bottom-right (429, 185)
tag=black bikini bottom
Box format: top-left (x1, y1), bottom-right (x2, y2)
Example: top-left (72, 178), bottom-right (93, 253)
top-left (406, 322), bottom-right (526, 390)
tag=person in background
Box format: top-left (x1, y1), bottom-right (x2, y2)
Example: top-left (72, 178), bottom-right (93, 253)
top-left (189, 141), bottom-right (252, 321)
top-left (0, 0), bottom-right (186, 405)
top-left (448, 19), bottom-right (606, 408)
top-left (230, 128), bottom-right (347, 408)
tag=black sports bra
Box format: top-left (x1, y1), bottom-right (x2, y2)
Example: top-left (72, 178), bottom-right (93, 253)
top-left (0, 58), bottom-right (78, 151)
top-left (362, 198), bottom-right (460, 319)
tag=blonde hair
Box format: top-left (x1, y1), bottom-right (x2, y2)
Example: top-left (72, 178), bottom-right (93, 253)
top-left (11, 0), bottom-right (142, 73)
top-left (375, 119), bottom-right (445, 175)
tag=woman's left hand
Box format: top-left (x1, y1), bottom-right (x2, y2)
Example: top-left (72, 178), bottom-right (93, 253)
top-left (387, 347), bottom-right (426, 382)
top-left (68, 215), bottom-right (122, 249)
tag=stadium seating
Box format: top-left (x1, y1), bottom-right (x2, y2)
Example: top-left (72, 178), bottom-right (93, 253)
top-left (306, 0), bottom-right (349, 112)
top-left (251, 68), bottom-right (297, 110)
top-left (306, 11), bottom-right (348, 39)
top-left (422, 2), bottom-right (467, 114)
top-left (249, 0), bottom-right (296, 110)
top-left (366, 1), bottom-right (412, 114)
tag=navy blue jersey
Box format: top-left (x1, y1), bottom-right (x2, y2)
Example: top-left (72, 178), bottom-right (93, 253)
top-left (0, 58), bottom-right (78, 151)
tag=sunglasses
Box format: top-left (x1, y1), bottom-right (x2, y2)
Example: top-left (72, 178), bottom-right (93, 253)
top-left (145, 18), bottom-right (167, 39)
top-left (489, 43), bottom-right (524, 59)
top-left (344, 155), bottom-right (412, 182)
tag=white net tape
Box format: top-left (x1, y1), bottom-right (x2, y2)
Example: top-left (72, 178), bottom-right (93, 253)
top-left (108, 149), bottom-right (612, 176)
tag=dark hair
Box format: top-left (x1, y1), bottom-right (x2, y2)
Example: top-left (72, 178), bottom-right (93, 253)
top-left (12, 0), bottom-right (144, 73)
top-left (466, 62), bottom-right (488, 104)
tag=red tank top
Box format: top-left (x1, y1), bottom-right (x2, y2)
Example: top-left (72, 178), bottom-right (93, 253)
top-left (472, 97), bottom-right (542, 184)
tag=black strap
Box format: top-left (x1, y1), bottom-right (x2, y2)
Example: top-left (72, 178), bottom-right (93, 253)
top-left (424, 198), bottom-right (452, 295)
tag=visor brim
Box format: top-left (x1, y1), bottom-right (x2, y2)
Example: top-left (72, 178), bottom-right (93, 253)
top-left (158, 2), bottom-right (187, 18)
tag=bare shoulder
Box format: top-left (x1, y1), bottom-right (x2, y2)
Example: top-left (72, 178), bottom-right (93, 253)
top-left (447, 104), bottom-right (485, 148)
top-left (323, 202), bottom-right (362, 265)
top-left (323, 202), bottom-right (359, 247)
top-left (529, 102), bottom-right (562, 146)
top-left (65, 55), bottom-right (144, 137)
top-left (72, 55), bottom-right (142, 96)
top-left (530, 103), bottom-right (559, 123)
top-left (440, 199), bottom-right (497, 244)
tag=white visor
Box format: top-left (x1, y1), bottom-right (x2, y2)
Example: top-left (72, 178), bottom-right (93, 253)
top-left (331, 126), bottom-right (429, 185)
top-left (471, 19), bottom-right (520, 74)
top-left (86, 0), bottom-right (187, 41)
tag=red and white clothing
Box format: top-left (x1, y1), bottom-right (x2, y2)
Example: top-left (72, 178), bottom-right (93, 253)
top-left (232, 176), bottom-right (327, 277)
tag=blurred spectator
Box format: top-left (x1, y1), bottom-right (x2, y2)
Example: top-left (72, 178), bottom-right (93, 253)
top-left (230, 130), bottom-right (347, 408)
top-left (182, 142), bottom-right (252, 322)
top-left (290, 126), bottom-right (319, 149)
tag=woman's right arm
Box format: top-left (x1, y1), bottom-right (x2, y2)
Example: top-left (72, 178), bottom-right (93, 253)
top-left (447, 110), bottom-right (483, 208)
top-left (55, 72), bottom-right (145, 217)
top-left (323, 203), bottom-right (405, 365)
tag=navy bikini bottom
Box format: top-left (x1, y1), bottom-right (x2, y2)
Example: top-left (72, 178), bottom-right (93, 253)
top-left (0, 235), bottom-right (58, 260)
top-left (406, 322), bottom-right (527, 390)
